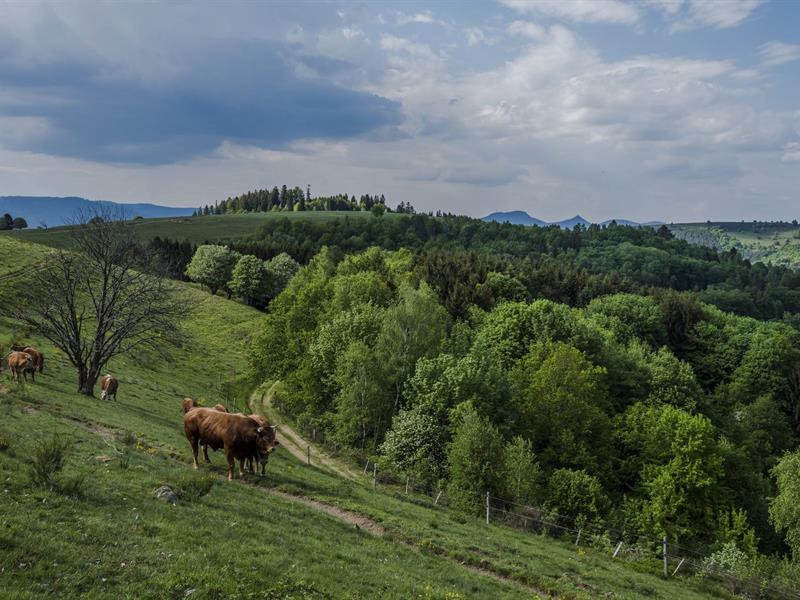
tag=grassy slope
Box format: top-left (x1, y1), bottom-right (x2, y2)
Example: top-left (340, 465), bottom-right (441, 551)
top-left (670, 222), bottom-right (800, 268)
top-left (2, 211), bottom-right (402, 250)
top-left (0, 236), bottom-right (730, 599)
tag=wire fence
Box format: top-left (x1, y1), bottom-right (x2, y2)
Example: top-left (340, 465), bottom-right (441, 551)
top-left (343, 463), bottom-right (800, 600)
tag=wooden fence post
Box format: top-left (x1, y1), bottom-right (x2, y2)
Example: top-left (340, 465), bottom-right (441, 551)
top-left (612, 541), bottom-right (623, 557)
top-left (307, 445), bottom-right (311, 465)
top-left (405, 477), bottom-right (409, 494)
top-left (575, 529), bottom-right (582, 546)
top-left (672, 557), bottom-right (685, 577)
top-left (363, 459), bottom-right (369, 474)
top-left (434, 490), bottom-right (442, 505)
top-left (662, 536), bottom-right (668, 578)
top-left (485, 492), bottom-right (490, 525)
top-left (372, 463), bottom-right (377, 490)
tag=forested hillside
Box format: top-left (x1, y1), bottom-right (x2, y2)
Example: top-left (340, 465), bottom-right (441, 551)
top-left (671, 222), bottom-right (800, 271)
top-left (249, 241), bottom-right (800, 593)
top-left (210, 215), bottom-right (800, 322)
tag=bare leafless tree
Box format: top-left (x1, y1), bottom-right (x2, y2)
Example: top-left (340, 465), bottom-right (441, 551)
top-left (8, 208), bottom-right (186, 396)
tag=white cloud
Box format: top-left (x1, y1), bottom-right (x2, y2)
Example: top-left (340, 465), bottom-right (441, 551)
top-left (507, 20), bottom-right (545, 40)
top-left (500, 0), bottom-right (640, 25)
top-left (783, 142), bottom-right (800, 163)
top-left (759, 41), bottom-right (800, 67)
top-left (667, 0), bottom-right (763, 32)
top-left (464, 27), bottom-right (485, 46)
top-left (396, 11), bottom-right (444, 26)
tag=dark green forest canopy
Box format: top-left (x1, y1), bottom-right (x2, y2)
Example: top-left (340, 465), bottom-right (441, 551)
top-left (218, 215), bottom-right (800, 320)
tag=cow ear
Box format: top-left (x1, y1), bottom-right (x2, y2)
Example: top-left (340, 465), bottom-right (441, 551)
top-left (257, 426), bottom-right (264, 434)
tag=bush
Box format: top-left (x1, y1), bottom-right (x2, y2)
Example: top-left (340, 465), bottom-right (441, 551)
top-left (175, 472), bottom-right (215, 502)
top-left (544, 468), bottom-right (607, 528)
top-left (29, 435), bottom-right (71, 490)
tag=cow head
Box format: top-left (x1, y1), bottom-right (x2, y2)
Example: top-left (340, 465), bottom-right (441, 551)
top-left (254, 425), bottom-right (279, 464)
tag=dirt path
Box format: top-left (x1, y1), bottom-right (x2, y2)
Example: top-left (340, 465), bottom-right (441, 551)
top-left (51, 409), bottom-right (549, 598)
top-left (250, 390), bottom-right (361, 481)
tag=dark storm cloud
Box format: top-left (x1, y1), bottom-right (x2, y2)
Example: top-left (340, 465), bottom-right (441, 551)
top-left (0, 39), bottom-right (403, 164)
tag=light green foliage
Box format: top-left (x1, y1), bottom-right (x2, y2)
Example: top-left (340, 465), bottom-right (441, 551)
top-left (184, 244), bottom-right (239, 295)
top-left (586, 293), bottom-right (667, 348)
top-left (373, 284), bottom-right (449, 414)
top-left (714, 508), bottom-right (758, 557)
top-left (545, 469), bottom-right (607, 527)
top-left (228, 254), bottom-right (270, 305)
top-left (380, 407), bottom-right (448, 485)
top-left (770, 451), bottom-right (800, 559)
top-left (471, 300), bottom-right (605, 370)
top-left (332, 271), bottom-right (393, 312)
top-left (405, 349), bottom-right (511, 426)
top-left (446, 405), bottom-right (505, 514)
top-left (264, 252), bottom-right (300, 299)
top-left (645, 347), bottom-right (703, 410)
top-left (332, 341), bottom-right (388, 450)
top-left (617, 402), bottom-right (723, 539)
top-left (510, 341), bottom-right (612, 476)
top-left (502, 436), bottom-right (541, 505)
top-left (305, 304), bottom-right (386, 412)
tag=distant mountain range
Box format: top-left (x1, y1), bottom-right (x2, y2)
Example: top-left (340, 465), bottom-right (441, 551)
top-left (0, 196), bottom-right (194, 227)
top-left (482, 211), bottom-right (662, 229)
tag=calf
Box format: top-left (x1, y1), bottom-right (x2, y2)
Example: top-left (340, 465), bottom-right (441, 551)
top-left (184, 408), bottom-right (278, 480)
top-left (7, 351), bottom-right (35, 384)
top-left (100, 374), bottom-right (119, 401)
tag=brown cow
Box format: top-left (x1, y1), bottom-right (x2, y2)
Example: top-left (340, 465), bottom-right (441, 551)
top-left (244, 414), bottom-right (276, 475)
top-left (184, 408), bottom-right (278, 480)
top-left (7, 351), bottom-right (35, 384)
top-left (180, 400), bottom-right (229, 463)
top-left (10, 345), bottom-right (43, 381)
top-left (100, 374), bottom-right (119, 401)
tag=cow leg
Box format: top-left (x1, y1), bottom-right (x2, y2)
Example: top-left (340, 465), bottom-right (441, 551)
top-left (29, 370), bottom-right (35, 383)
top-left (203, 444), bottom-right (211, 463)
top-left (225, 446), bottom-right (234, 480)
top-left (190, 437), bottom-right (199, 470)
top-left (238, 459), bottom-right (246, 478)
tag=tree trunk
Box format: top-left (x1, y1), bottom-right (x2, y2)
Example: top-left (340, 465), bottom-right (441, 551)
top-left (78, 364), bottom-right (101, 396)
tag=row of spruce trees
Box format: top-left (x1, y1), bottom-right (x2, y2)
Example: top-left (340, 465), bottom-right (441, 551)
top-left (192, 185), bottom-right (416, 216)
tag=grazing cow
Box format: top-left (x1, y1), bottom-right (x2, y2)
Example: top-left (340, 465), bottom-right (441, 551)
top-left (244, 414), bottom-right (277, 475)
top-left (10, 345), bottom-right (43, 381)
top-left (100, 374), bottom-right (119, 401)
top-left (184, 408), bottom-right (279, 480)
top-left (7, 351), bottom-right (35, 384)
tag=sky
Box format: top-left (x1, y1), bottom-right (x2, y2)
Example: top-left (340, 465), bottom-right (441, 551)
top-left (0, 1), bottom-right (798, 222)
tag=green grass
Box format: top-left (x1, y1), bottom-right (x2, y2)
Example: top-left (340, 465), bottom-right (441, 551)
top-left (0, 235), bottom-right (735, 599)
top-left (671, 222), bottom-right (800, 269)
top-left (1, 211), bottom-right (403, 250)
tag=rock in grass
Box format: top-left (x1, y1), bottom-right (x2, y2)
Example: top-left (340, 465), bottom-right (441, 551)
top-left (154, 485), bottom-right (178, 505)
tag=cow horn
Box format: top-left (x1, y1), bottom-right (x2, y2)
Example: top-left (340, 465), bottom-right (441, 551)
top-left (257, 426), bottom-right (264, 433)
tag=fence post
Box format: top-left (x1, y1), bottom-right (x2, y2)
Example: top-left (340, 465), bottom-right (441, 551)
top-left (485, 492), bottom-right (490, 525)
top-left (662, 536), bottom-right (668, 578)
top-left (372, 463), bottom-right (377, 490)
top-left (405, 476), bottom-right (409, 495)
top-left (672, 557), bottom-right (685, 577)
top-left (307, 445), bottom-right (311, 465)
top-left (312, 428), bottom-right (316, 442)
top-left (575, 529), bottom-right (582, 546)
top-left (612, 541), bottom-right (623, 558)
top-left (434, 490), bottom-right (442, 505)
top-left (363, 459), bottom-right (369, 474)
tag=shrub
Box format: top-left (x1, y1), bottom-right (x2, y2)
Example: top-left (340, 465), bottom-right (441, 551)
top-left (544, 468), bottom-right (607, 528)
top-left (175, 472), bottom-right (215, 502)
top-left (29, 435), bottom-right (71, 490)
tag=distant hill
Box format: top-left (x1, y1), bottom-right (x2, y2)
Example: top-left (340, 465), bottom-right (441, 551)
top-left (482, 211), bottom-right (547, 226)
top-left (0, 196), bottom-right (193, 227)
top-left (483, 211), bottom-right (659, 229)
